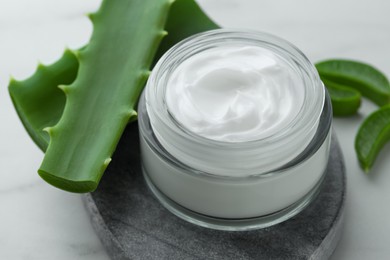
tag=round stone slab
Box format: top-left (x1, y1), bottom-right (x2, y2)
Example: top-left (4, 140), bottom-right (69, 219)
top-left (83, 124), bottom-right (346, 260)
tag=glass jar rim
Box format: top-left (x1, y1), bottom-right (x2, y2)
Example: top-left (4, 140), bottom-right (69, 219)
top-left (138, 90), bottom-right (332, 180)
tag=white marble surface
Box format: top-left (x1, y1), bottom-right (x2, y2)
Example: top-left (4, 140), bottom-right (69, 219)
top-left (1, 0), bottom-right (390, 259)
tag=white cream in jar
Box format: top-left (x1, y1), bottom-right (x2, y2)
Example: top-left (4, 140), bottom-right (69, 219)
top-left (139, 30), bottom-right (332, 230)
top-left (166, 45), bottom-right (304, 143)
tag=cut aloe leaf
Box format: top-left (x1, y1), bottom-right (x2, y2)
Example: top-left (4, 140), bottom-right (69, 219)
top-left (9, 0), bottom-right (218, 193)
top-left (38, 0), bottom-right (173, 193)
top-left (8, 0), bottom-right (218, 153)
top-left (321, 78), bottom-right (361, 117)
top-left (316, 59), bottom-right (390, 106)
top-left (355, 104), bottom-right (390, 172)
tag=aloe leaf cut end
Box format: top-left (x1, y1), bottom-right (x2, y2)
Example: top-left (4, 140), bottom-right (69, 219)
top-left (38, 169), bottom-right (98, 193)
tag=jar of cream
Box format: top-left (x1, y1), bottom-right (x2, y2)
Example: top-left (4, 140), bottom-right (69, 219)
top-left (138, 29), bottom-right (332, 231)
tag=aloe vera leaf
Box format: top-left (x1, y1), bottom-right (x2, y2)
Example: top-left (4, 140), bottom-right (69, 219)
top-left (355, 105), bottom-right (390, 172)
top-left (316, 59), bottom-right (390, 106)
top-left (8, 49), bottom-right (79, 151)
top-left (8, 0), bottom-right (219, 153)
top-left (321, 78), bottom-right (361, 117)
top-left (37, 0), bottom-right (173, 193)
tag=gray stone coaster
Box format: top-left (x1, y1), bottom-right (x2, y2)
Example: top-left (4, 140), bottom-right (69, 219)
top-left (83, 124), bottom-right (346, 260)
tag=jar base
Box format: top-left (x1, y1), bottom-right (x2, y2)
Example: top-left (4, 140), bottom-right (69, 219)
top-left (142, 166), bottom-right (327, 231)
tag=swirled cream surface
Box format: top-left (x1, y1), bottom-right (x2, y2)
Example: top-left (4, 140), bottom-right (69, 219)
top-left (165, 45), bottom-right (305, 142)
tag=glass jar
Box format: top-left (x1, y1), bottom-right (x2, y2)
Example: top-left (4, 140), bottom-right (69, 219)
top-left (138, 29), bottom-right (332, 231)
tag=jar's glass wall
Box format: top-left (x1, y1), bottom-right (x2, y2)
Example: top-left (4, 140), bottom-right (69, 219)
top-left (138, 91), bottom-right (332, 230)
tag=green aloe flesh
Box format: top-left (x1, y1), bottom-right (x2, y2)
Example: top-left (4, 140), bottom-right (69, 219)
top-left (316, 59), bottom-right (390, 106)
top-left (355, 105), bottom-right (390, 172)
top-left (8, 0), bottom-right (218, 193)
top-left (321, 78), bottom-right (361, 116)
